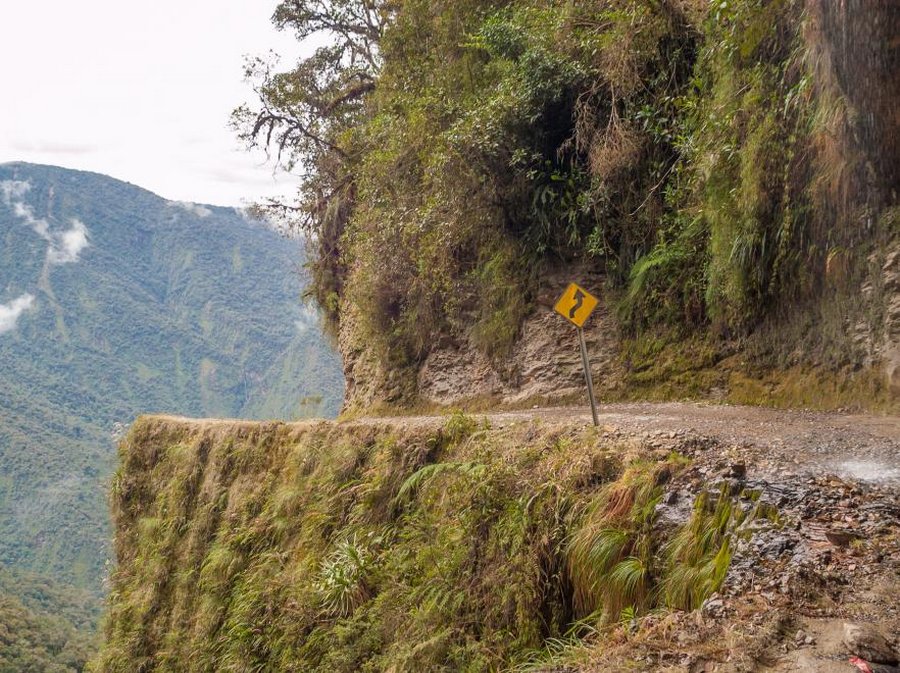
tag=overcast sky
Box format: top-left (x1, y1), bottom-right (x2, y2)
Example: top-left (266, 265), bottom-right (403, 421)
top-left (0, 1), bottom-right (310, 206)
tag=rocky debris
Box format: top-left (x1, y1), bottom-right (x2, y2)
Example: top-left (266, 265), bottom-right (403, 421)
top-left (607, 421), bottom-right (900, 587)
top-left (356, 404), bottom-right (899, 672)
top-left (526, 425), bottom-right (898, 672)
top-left (826, 529), bottom-right (862, 548)
top-left (726, 462), bottom-right (747, 480)
top-left (616, 421), bottom-right (900, 672)
top-left (654, 488), bottom-right (695, 537)
top-left (843, 623), bottom-right (899, 665)
top-left (700, 595), bottom-right (726, 618)
top-left (794, 629), bottom-right (816, 646)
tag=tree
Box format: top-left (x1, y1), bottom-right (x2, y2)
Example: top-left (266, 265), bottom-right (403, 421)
top-left (234, 0), bottom-right (395, 321)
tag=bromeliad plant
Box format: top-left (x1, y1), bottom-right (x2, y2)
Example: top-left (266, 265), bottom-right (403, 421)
top-left (315, 533), bottom-right (379, 618)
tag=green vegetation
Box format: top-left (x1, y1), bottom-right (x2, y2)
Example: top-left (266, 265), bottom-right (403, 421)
top-left (93, 415), bottom-right (771, 672)
top-left (0, 163), bottom-right (344, 638)
top-left (0, 568), bottom-right (96, 672)
top-left (0, 567), bottom-right (101, 633)
top-left (567, 458), bottom-right (764, 624)
top-left (239, 0), bottom-right (897, 403)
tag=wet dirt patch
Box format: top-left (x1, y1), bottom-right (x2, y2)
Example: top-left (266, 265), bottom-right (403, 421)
top-left (834, 460), bottom-right (900, 484)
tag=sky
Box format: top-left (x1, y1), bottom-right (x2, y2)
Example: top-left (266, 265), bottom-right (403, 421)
top-left (0, 0), bottom-right (312, 206)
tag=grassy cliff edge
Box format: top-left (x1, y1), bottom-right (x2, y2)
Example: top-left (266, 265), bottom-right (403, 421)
top-left (92, 413), bottom-right (791, 672)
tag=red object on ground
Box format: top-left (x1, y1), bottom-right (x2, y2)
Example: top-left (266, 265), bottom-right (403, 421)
top-left (851, 657), bottom-right (874, 673)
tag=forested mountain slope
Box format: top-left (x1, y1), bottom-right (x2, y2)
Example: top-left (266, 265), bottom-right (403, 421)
top-left (0, 567), bottom-right (97, 672)
top-left (0, 162), bottom-right (343, 598)
top-left (237, 0), bottom-right (898, 412)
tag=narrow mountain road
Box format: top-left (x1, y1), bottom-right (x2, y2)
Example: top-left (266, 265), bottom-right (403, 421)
top-left (160, 400), bottom-right (900, 486)
top-left (141, 403), bottom-right (900, 672)
top-left (473, 402), bottom-right (900, 486)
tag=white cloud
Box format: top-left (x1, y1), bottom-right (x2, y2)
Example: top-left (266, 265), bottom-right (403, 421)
top-left (47, 219), bottom-right (90, 264)
top-left (172, 201), bottom-right (212, 218)
top-left (12, 200), bottom-right (51, 239)
top-left (295, 303), bottom-right (319, 334)
top-left (2, 180), bottom-right (53, 240)
top-left (0, 294), bottom-right (35, 334)
top-left (0, 179), bottom-right (31, 201)
top-left (233, 206), bottom-right (254, 220)
top-left (1, 183), bottom-right (90, 264)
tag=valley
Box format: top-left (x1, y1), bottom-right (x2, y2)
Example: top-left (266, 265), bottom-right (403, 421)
top-left (0, 163), bottom-right (343, 670)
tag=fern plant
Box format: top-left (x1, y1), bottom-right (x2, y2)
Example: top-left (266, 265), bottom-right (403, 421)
top-left (396, 461), bottom-right (489, 501)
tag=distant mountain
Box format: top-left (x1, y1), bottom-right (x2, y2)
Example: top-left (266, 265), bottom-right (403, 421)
top-left (0, 162), bottom-right (344, 600)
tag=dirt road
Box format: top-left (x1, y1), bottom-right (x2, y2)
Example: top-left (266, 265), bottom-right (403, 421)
top-left (156, 401), bottom-right (900, 486)
top-left (359, 402), bottom-right (900, 486)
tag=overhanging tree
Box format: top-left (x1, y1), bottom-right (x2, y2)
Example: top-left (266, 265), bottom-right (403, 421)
top-left (233, 0), bottom-right (395, 322)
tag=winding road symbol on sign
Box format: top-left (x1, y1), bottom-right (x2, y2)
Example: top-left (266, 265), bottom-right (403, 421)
top-left (554, 282), bottom-right (601, 426)
top-left (554, 283), bottom-right (598, 328)
top-left (569, 289), bottom-right (585, 319)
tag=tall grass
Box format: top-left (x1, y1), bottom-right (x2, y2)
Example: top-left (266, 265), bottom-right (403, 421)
top-left (568, 463), bottom-right (768, 626)
top-left (93, 416), bottom-right (774, 672)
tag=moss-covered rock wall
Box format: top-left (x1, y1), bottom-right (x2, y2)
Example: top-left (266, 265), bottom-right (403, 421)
top-left (302, 0), bottom-right (898, 412)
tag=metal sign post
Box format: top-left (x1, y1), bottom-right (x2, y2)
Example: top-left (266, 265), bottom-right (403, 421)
top-left (577, 328), bottom-right (600, 426)
top-left (553, 282), bottom-right (601, 427)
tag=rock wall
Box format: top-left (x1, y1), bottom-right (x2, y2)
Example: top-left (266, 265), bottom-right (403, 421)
top-left (340, 251), bottom-right (900, 412)
top-left (876, 243), bottom-right (900, 395)
top-left (339, 267), bottom-right (625, 411)
top-left (341, 247), bottom-right (900, 412)
top-left (416, 269), bottom-right (623, 406)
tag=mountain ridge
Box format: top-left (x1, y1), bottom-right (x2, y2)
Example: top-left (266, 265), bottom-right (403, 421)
top-left (0, 162), bottom-right (343, 600)
top-left (0, 160), bottom-right (223, 211)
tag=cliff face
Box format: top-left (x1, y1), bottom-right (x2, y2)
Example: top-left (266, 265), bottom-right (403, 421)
top-left (343, 245), bottom-right (900, 412)
top-left (873, 243), bottom-right (900, 393)
top-left (96, 415), bottom-right (612, 671)
top-left (332, 0), bottom-right (899, 414)
top-left (92, 410), bottom-right (900, 672)
top-left (341, 267), bottom-right (626, 409)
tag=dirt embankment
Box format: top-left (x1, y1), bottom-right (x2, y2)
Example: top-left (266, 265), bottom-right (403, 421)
top-left (95, 403), bottom-right (899, 672)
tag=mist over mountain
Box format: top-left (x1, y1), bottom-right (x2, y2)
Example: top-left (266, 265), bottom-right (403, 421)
top-left (0, 162), bottom-right (343, 598)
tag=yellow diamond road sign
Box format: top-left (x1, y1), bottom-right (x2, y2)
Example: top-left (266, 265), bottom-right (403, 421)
top-left (554, 282), bottom-right (598, 328)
